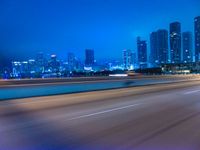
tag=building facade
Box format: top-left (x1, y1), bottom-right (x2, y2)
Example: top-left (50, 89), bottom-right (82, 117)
top-left (68, 52), bottom-right (76, 71)
top-left (123, 49), bottom-right (134, 70)
top-left (150, 32), bottom-right (158, 65)
top-left (48, 54), bottom-right (60, 73)
top-left (35, 52), bottom-right (46, 73)
top-left (137, 37), bottom-right (147, 68)
top-left (157, 29), bottom-right (169, 64)
top-left (85, 49), bottom-right (94, 67)
top-left (182, 32), bottom-right (193, 63)
top-left (195, 16), bottom-right (200, 62)
top-left (151, 29), bottom-right (168, 66)
top-left (170, 22), bottom-right (181, 63)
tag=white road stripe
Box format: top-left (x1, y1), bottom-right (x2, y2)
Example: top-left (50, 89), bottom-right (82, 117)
top-left (0, 103), bottom-right (143, 133)
top-left (184, 90), bottom-right (200, 95)
top-left (68, 103), bottom-right (142, 120)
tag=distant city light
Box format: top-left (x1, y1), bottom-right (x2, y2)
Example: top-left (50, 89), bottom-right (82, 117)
top-left (109, 74), bottom-right (128, 77)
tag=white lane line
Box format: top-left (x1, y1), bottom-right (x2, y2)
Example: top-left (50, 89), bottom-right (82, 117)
top-left (184, 90), bottom-right (200, 95)
top-left (68, 103), bottom-right (142, 120)
top-left (0, 103), bottom-right (143, 133)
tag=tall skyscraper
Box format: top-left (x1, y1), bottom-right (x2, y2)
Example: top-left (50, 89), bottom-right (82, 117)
top-left (137, 37), bottom-right (147, 67)
top-left (195, 16), bottom-right (200, 62)
top-left (150, 30), bottom-right (168, 65)
top-left (150, 32), bottom-right (158, 65)
top-left (170, 22), bottom-right (181, 63)
top-left (85, 49), bottom-right (94, 66)
top-left (68, 52), bottom-right (76, 71)
top-left (49, 54), bottom-right (60, 73)
top-left (157, 29), bottom-right (169, 64)
top-left (123, 49), bottom-right (134, 70)
top-left (182, 32), bottom-right (193, 63)
top-left (36, 52), bottom-right (46, 73)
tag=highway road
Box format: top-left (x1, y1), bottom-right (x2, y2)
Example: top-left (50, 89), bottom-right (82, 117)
top-left (0, 75), bottom-right (198, 86)
top-left (0, 75), bottom-right (200, 100)
top-left (0, 79), bottom-right (200, 149)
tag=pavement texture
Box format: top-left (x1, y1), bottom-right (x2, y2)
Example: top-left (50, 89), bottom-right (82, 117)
top-left (0, 78), bottom-right (200, 149)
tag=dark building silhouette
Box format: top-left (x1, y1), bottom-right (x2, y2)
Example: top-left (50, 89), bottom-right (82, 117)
top-left (150, 32), bottom-right (158, 65)
top-left (157, 29), bottom-right (169, 64)
top-left (170, 22), bottom-right (181, 63)
top-left (137, 37), bottom-right (147, 68)
top-left (151, 30), bottom-right (168, 66)
top-left (182, 32), bottom-right (193, 63)
top-left (85, 49), bottom-right (94, 66)
top-left (68, 52), bottom-right (76, 71)
top-left (195, 16), bottom-right (200, 62)
top-left (36, 52), bottom-right (46, 73)
top-left (48, 54), bottom-right (60, 73)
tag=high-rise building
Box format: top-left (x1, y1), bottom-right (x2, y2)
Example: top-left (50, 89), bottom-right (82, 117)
top-left (137, 37), bottom-right (147, 68)
top-left (182, 32), bottom-right (193, 63)
top-left (11, 61), bottom-right (29, 77)
top-left (12, 61), bottom-right (22, 77)
top-left (48, 54), bottom-right (60, 73)
top-left (195, 16), bottom-right (200, 62)
top-left (85, 49), bottom-right (94, 66)
top-left (123, 49), bottom-right (127, 69)
top-left (150, 30), bottom-right (168, 66)
top-left (68, 52), bottom-right (76, 71)
top-left (170, 22), bottom-right (181, 63)
top-left (150, 32), bottom-right (158, 65)
top-left (36, 52), bottom-right (46, 73)
top-left (123, 49), bottom-right (134, 70)
top-left (132, 52), bottom-right (137, 66)
top-left (157, 29), bottom-right (169, 64)
top-left (28, 59), bottom-right (36, 74)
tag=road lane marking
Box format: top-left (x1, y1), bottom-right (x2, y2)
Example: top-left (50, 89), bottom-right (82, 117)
top-left (0, 103), bottom-right (143, 133)
top-left (184, 90), bottom-right (200, 95)
top-left (68, 103), bottom-right (142, 120)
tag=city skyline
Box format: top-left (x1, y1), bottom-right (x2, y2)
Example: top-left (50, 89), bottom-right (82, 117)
top-left (2, 15), bottom-right (200, 75)
top-left (0, 0), bottom-right (200, 67)
top-left (1, 1), bottom-right (200, 149)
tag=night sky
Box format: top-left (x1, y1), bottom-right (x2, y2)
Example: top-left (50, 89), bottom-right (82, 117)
top-left (0, 0), bottom-right (200, 66)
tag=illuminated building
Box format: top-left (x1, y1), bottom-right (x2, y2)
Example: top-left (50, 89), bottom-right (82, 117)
top-left (182, 32), bottom-right (193, 63)
top-left (170, 22), bottom-right (181, 63)
top-left (195, 16), bottom-right (200, 62)
top-left (48, 54), bottom-right (60, 73)
top-left (68, 52), bottom-right (76, 71)
top-left (12, 61), bottom-right (30, 77)
top-left (157, 29), bottom-right (169, 64)
top-left (35, 52), bottom-right (46, 73)
top-left (123, 49), bottom-right (134, 70)
top-left (137, 37), bottom-right (147, 68)
top-left (150, 31), bottom-right (158, 65)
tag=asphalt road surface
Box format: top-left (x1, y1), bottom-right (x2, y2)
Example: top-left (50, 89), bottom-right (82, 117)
top-left (1, 75), bottom-right (200, 100)
top-left (0, 80), bottom-right (200, 149)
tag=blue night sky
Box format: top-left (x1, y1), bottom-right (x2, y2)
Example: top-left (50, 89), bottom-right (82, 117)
top-left (0, 0), bottom-right (200, 64)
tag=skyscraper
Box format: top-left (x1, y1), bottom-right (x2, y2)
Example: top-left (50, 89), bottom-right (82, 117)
top-left (182, 32), bottom-right (193, 63)
top-left (150, 32), bottom-right (158, 65)
top-left (85, 49), bottom-right (94, 66)
top-left (170, 22), bottom-right (181, 63)
top-left (157, 29), bottom-right (169, 64)
top-left (195, 16), bottom-right (200, 62)
top-left (123, 49), bottom-right (134, 70)
top-left (36, 52), bottom-right (46, 73)
top-left (68, 52), bottom-right (76, 71)
top-left (137, 37), bottom-right (147, 67)
top-left (49, 54), bottom-right (60, 73)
